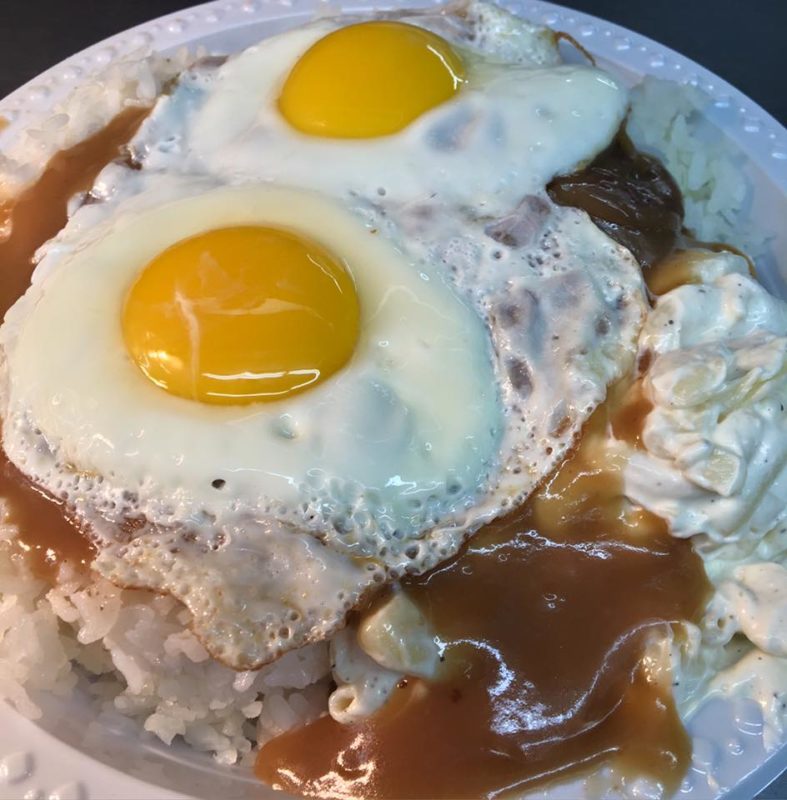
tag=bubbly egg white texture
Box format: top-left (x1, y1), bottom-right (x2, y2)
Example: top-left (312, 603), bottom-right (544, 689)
top-left (132, 2), bottom-right (625, 215)
top-left (3, 186), bottom-right (498, 539)
top-left (0, 1), bottom-right (646, 668)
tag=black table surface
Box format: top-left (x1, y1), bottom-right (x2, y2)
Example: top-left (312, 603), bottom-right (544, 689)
top-left (1, 1), bottom-right (786, 799)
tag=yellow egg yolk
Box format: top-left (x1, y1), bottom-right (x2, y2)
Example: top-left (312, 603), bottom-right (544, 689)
top-left (122, 226), bottom-right (360, 405)
top-left (278, 21), bottom-right (466, 138)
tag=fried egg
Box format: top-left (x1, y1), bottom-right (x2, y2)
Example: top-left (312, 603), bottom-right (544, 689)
top-left (131, 2), bottom-right (625, 213)
top-left (0, 1), bottom-right (647, 668)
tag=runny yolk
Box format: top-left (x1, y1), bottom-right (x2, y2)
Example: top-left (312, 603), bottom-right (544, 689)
top-left (278, 21), bottom-right (466, 138)
top-left (122, 225), bottom-right (360, 405)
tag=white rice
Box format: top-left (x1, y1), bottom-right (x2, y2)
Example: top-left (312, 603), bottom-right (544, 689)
top-left (0, 516), bottom-right (330, 764)
top-left (627, 77), bottom-right (760, 258)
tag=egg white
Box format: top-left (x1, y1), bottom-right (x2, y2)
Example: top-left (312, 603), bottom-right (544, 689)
top-left (1, 182), bottom-right (500, 542)
top-left (133, 5), bottom-right (626, 215)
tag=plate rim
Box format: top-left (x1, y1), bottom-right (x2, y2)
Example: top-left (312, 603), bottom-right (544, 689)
top-left (0, 0), bottom-right (785, 187)
top-left (0, 1), bottom-right (785, 799)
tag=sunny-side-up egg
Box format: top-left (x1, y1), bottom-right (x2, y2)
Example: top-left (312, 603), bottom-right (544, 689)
top-left (0, 0), bottom-right (648, 669)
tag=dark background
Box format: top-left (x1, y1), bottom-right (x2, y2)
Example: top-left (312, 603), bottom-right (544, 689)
top-left (0, 0), bottom-right (785, 125)
top-left (1, 1), bottom-right (786, 798)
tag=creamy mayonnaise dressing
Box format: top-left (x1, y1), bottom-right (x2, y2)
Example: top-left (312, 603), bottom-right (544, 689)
top-left (622, 250), bottom-right (787, 745)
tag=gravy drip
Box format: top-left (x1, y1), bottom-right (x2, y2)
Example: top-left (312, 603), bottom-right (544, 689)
top-left (256, 402), bottom-right (710, 799)
top-left (644, 248), bottom-right (711, 296)
top-left (0, 107), bottom-right (147, 318)
top-left (608, 377), bottom-right (652, 450)
top-left (0, 450), bottom-right (94, 579)
top-left (0, 107), bottom-right (147, 576)
top-left (645, 242), bottom-right (756, 296)
top-left (547, 137), bottom-right (684, 269)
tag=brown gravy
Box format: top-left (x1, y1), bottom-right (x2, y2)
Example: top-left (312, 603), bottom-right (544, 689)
top-left (256, 403), bottom-right (710, 799)
top-left (644, 249), bottom-right (708, 296)
top-left (609, 379), bottom-right (652, 449)
top-left (645, 242), bottom-right (756, 297)
top-left (547, 137), bottom-right (684, 270)
top-left (0, 106), bottom-right (147, 319)
top-left (0, 449), bottom-right (94, 579)
top-left (0, 107), bottom-right (147, 576)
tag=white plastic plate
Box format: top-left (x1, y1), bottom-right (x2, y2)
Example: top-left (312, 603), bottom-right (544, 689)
top-left (0, 2), bottom-right (785, 799)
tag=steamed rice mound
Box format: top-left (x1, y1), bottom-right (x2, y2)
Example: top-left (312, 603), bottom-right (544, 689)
top-left (0, 513), bottom-right (330, 764)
